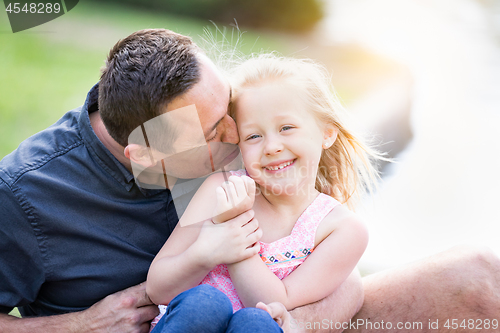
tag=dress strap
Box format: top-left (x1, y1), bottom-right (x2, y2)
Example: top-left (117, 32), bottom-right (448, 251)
top-left (291, 193), bottom-right (340, 247)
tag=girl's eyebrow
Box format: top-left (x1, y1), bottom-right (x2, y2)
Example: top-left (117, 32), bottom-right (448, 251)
top-left (274, 114), bottom-right (300, 121)
top-left (239, 114), bottom-right (300, 128)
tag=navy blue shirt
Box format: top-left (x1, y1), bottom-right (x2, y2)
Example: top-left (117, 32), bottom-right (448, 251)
top-left (0, 84), bottom-right (197, 316)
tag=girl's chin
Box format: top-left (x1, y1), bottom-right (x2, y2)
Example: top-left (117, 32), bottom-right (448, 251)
top-left (256, 181), bottom-right (306, 196)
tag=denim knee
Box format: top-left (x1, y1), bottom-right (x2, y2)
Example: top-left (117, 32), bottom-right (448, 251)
top-left (227, 307), bottom-right (283, 333)
top-left (158, 285), bottom-right (234, 333)
top-left (170, 284), bottom-right (233, 316)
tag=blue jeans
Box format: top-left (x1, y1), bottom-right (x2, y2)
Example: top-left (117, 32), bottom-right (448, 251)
top-left (151, 285), bottom-right (283, 333)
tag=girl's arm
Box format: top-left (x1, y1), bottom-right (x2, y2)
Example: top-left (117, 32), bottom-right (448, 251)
top-left (227, 205), bottom-right (368, 310)
top-left (146, 172), bottom-right (261, 305)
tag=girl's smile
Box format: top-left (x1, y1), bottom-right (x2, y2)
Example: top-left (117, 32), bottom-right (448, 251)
top-left (263, 159), bottom-right (296, 172)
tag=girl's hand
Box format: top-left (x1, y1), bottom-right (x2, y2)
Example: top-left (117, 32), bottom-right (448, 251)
top-left (212, 175), bottom-right (256, 223)
top-left (194, 209), bottom-right (262, 267)
top-left (256, 302), bottom-right (305, 333)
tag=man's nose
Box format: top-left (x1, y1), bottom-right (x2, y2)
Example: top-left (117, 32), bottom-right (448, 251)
top-left (219, 115), bottom-right (239, 144)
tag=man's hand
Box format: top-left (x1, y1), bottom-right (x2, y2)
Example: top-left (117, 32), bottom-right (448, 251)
top-left (256, 301), bottom-right (306, 333)
top-left (80, 282), bottom-right (159, 333)
top-left (0, 283), bottom-right (159, 333)
top-left (212, 175), bottom-right (256, 224)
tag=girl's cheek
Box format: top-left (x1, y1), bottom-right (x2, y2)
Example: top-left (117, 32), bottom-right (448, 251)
top-left (240, 147), bottom-right (255, 163)
top-left (244, 160), bottom-right (262, 180)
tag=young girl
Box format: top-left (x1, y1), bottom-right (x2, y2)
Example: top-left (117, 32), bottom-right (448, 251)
top-left (146, 54), bottom-right (381, 333)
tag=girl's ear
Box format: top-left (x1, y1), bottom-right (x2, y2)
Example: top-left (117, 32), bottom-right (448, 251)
top-left (322, 125), bottom-right (338, 149)
top-left (124, 144), bottom-right (156, 168)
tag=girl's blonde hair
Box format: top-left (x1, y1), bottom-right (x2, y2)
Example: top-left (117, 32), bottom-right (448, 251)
top-left (229, 53), bottom-right (385, 210)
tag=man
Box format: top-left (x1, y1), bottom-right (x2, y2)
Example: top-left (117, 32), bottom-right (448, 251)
top-left (0, 29), bottom-right (498, 333)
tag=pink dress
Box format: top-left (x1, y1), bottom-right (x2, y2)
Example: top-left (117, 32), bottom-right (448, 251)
top-left (199, 169), bottom-right (340, 311)
top-left (151, 170), bottom-right (340, 329)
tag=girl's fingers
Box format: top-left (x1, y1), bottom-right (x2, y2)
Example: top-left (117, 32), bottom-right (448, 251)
top-left (241, 175), bottom-right (256, 200)
top-left (244, 241), bottom-right (261, 257)
top-left (256, 302), bottom-right (269, 312)
top-left (241, 216), bottom-right (259, 233)
top-left (257, 302), bottom-right (286, 327)
top-left (221, 181), bottom-right (237, 207)
top-left (246, 227), bottom-right (263, 246)
top-left (228, 176), bottom-right (247, 200)
top-left (215, 186), bottom-right (228, 206)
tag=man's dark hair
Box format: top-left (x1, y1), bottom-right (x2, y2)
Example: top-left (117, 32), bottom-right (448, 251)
top-left (99, 29), bottom-right (201, 147)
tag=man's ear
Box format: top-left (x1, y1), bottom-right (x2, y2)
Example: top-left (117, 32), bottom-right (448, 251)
top-left (124, 144), bottom-right (156, 168)
top-left (322, 125), bottom-right (338, 149)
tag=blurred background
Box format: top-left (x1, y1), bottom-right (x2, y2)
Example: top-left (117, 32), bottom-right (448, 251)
top-left (1, 0), bottom-right (500, 276)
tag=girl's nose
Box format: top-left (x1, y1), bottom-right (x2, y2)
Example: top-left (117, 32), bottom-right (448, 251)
top-left (264, 136), bottom-right (283, 156)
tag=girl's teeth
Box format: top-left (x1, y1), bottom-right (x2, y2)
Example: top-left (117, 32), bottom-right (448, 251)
top-left (266, 161), bottom-right (292, 170)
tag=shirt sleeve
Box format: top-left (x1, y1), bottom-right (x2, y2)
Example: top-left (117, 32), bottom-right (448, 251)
top-left (0, 178), bottom-right (45, 314)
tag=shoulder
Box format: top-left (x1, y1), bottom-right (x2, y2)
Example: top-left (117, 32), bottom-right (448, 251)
top-left (0, 176), bottom-right (19, 212)
top-left (314, 201), bottom-right (368, 247)
top-left (200, 171), bottom-right (231, 190)
top-left (199, 169), bottom-right (253, 200)
top-left (0, 108), bottom-right (83, 186)
top-left (177, 171), bottom-right (230, 225)
top-left (191, 170), bottom-right (241, 200)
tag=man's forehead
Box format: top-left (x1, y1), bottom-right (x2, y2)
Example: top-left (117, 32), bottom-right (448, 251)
top-left (157, 54), bottom-right (231, 141)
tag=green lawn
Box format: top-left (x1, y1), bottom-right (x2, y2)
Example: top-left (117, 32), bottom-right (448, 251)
top-left (0, 1), bottom-right (288, 159)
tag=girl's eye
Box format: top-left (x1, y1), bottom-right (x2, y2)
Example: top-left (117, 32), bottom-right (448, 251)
top-left (246, 134), bottom-right (260, 141)
top-left (281, 125), bottom-right (294, 132)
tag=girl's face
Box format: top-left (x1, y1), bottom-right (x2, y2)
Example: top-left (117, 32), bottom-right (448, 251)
top-left (234, 81), bottom-right (336, 197)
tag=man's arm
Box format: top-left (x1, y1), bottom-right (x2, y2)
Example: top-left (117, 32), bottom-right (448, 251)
top-left (0, 283), bottom-right (159, 333)
top-left (288, 246), bottom-right (500, 333)
top-left (0, 312), bottom-right (82, 333)
top-left (345, 245), bottom-right (500, 333)
top-left (287, 269), bottom-right (364, 333)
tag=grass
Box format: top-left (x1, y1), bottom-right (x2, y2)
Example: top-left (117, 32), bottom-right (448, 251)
top-left (0, 1), bottom-right (289, 159)
top-left (0, 21), bottom-right (103, 159)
